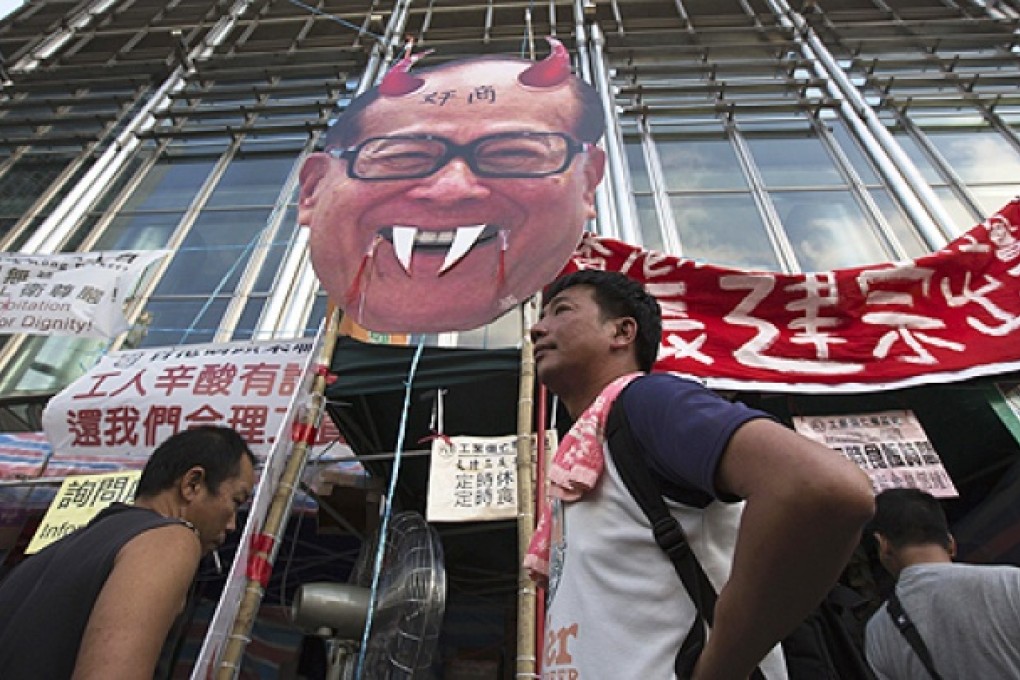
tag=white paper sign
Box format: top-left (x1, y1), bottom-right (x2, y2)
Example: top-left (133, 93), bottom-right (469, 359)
top-left (0, 250), bottom-right (167, 338)
top-left (793, 410), bottom-right (958, 498)
top-left (42, 338), bottom-right (314, 460)
top-left (427, 432), bottom-right (557, 522)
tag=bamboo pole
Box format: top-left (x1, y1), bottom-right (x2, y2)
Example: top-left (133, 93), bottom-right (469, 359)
top-left (534, 382), bottom-right (549, 675)
top-left (214, 304), bottom-right (343, 680)
top-left (515, 298), bottom-right (539, 680)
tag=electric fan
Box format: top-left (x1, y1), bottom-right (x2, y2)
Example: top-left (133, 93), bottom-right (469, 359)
top-left (291, 511), bottom-right (447, 679)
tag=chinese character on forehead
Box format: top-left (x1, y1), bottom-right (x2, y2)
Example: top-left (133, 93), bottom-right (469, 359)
top-left (422, 90), bottom-right (457, 106)
top-left (467, 85), bottom-right (496, 104)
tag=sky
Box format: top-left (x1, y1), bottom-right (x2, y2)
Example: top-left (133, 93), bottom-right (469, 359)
top-left (0, 0), bottom-right (22, 21)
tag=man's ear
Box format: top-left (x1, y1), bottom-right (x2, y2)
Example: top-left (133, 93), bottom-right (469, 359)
top-left (581, 146), bottom-right (606, 220)
top-left (297, 153), bottom-right (331, 227)
top-left (181, 466), bottom-right (206, 500)
top-left (947, 533), bottom-right (957, 559)
top-left (610, 316), bottom-right (638, 350)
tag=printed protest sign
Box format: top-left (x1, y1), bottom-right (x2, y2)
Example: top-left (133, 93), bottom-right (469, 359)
top-left (42, 338), bottom-right (313, 460)
top-left (0, 251), bottom-right (166, 339)
top-left (793, 410), bottom-right (958, 497)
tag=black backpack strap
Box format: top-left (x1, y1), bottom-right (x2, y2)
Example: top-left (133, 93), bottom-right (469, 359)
top-left (885, 591), bottom-right (944, 680)
top-left (605, 393), bottom-right (766, 680)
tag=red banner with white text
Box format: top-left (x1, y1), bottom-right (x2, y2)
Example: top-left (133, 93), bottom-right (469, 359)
top-left (567, 199), bottom-right (1020, 393)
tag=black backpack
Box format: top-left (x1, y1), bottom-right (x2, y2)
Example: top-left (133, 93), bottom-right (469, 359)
top-left (604, 392), bottom-right (876, 680)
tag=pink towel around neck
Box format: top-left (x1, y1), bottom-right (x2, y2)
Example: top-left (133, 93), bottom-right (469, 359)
top-left (524, 372), bottom-right (643, 582)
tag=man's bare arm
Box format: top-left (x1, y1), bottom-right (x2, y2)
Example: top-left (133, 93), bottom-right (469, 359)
top-left (73, 523), bottom-right (202, 680)
top-left (693, 418), bottom-right (874, 680)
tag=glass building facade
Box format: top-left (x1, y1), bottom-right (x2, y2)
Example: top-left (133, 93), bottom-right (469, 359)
top-left (1, 2), bottom-right (1020, 676)
top-left (0, 0), bottom-right (1017, 397)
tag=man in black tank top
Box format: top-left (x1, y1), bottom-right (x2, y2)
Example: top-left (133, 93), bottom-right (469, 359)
top-left (0, 426), bottom-right (255, 679)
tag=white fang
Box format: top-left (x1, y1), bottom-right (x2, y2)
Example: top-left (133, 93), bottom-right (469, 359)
top-left (440, 225), bottom-right (485, 274)
top-left (392, 226), bottom-right (417, 274)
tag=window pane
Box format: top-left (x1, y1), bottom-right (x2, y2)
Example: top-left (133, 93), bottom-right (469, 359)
top-left (971, 187), bottom-right (1018, 222)
top-left (155, 208), bottom-right (271, 295)
top-left (305, 294), bottom-right (328, 337)
top-left (870, 189), bottom-right (930, 258)
top-left (933, 187), bottom-right (980, 232)
top-left (624, 137), bottom-right (651, 193)
top-left (669, 194), bottom-right (780, 270)
top-left (773, 191), bottom-right (890, 271)
top-left (122, 159), bottom-right (217, 211)
top-left (139, 298), bottom-right (229, 347)
top-left (746, 136), bottom-right (845, 188)
top-left (636, 195), bottom-right (663, 252)
top-left (658, 137), bottom-right (748, 191)
top-left (233, 297), bottom-right (266, 341)
top-left (93, 212), bottom-right (184, 250)
top-left (205, 155), bottom-right (294, 208)
top-left (252, 241), bottom-right (289, 293)
top-left (892, 132), bottom-right (944, 184)
top-left (0, 155), bottom-right (72, 240)
top-left (830, 121), bottom-right (880, 184)
top-left (923, 130), bottom-right (1020, 186)
top-left (0, 336), bottom-right (105, 393)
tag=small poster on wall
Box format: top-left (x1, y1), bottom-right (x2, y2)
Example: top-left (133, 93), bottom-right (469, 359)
top-left (26, 470), bottom-right (142, 554)
top-left (427, 432), bottom-right (557, 522)
top-left (793, 410), bottom-right (958, 498)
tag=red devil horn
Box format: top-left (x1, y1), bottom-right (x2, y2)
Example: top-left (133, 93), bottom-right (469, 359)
top-left (517, 37), bottom-right (572, 88)
top-left (378, 49), bottom-right (435, 97)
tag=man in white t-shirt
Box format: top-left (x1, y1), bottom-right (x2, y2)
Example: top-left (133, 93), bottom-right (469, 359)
top-left (528, 269), bottom-right (875, 679)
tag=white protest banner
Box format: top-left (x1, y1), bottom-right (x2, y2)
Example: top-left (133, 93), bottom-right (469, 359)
top-left (793, 410), bottom-right (958, 498)
top-left (42, 338), bottom-right (314, 460)
top-left (427, 432), bottom-right (557, 522)
top-left (0, 250), bottom-right (167, 339)
top-left (25, 470), bottom-right (142, 554)
top-left (189, 321), bottom-right (326, 679)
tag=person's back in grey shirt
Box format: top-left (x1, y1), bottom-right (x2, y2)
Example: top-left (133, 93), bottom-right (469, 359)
top-left (865, 562), bottom-right (1020, 679)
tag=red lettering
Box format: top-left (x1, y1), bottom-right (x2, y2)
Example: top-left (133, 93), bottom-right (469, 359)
top-left (544, 624), bottom-right (578, 667)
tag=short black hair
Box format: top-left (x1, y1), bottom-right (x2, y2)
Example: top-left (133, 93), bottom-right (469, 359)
top-left (136, 426), bottom-right (255, 498)
top-left (323, 54), bottom-right (605, 149)
top-left (869, 488), bottom-right (951, 551)
top-left (545, 270), bottom-right (662, 372)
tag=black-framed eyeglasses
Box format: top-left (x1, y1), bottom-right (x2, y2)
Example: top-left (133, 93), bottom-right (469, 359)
top-left (327, 131), bottom-right (588, 180)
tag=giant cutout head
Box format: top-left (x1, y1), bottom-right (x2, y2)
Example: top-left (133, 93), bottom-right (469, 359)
top-left (298, 39), bottom-right (606, 333)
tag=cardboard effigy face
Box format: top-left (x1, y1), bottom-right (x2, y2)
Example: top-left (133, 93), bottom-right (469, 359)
top-left (298, 40), bottom-right (606, 333)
